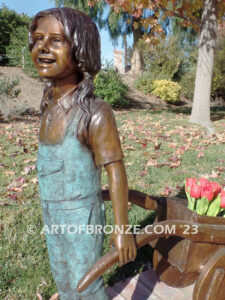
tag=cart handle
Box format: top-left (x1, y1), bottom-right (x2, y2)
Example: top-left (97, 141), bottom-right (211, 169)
top-left (102, 189), bottom-right (158, 210)
top-left (77, 220), bottom-right (225, 293)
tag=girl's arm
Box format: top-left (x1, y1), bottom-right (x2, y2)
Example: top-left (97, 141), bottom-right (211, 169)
top-left (105, 160), bottom-right (137, 266)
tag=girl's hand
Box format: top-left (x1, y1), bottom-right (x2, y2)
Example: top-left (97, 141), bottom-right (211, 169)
top-left (114, 232), bottom-right (137, 266)
top-left (105, 160), bottom-right (137, 265)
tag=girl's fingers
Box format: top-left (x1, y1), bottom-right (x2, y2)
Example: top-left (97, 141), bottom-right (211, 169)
top-left (129, 247), bottom-right (136, 262)
top-left (123, 247), bottom-right (129, 264)
top-left (118, 249), bottom-right (124, 266)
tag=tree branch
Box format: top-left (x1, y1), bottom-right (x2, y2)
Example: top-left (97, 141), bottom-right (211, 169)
top-left (159, 6), bottom-right (201, 27)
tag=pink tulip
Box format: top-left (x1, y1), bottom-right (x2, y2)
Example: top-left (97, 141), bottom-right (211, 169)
top-left (199, 178), bottom-right (209, 187)
top-left (190, 182), bottom-right (201, 198)
top-left (210, 182), bottom-right (221, 197)
top-left (201, 184), bottom-right (214, 201)
top-left (220, 190), bottom-right (225, 208)
top-left (186, 178), bottom-right (197, 192)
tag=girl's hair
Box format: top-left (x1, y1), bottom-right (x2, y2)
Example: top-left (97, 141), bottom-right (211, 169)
top-left (29, 7), bottom-right (101, 144)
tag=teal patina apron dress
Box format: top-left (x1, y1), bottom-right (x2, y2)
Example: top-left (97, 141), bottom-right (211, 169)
top-left (37, 106), bottom-right (109, 300)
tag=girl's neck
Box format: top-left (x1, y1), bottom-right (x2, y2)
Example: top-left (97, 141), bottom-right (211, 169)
top-left (51, 74), bottom-right (79, 102)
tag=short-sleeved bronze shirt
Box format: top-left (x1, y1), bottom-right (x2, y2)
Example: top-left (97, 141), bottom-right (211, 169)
top-left (39, 92), bottom-right (124, 166)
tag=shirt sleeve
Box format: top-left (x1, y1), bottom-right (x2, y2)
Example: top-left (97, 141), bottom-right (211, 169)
top-left (88, 102), bottom-right (124, 166)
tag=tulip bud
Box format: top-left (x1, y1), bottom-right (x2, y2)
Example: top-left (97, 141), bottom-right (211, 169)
top-left (201, 184), bottom-right (214, 201)
top-left (190, 182), bottom-right (201, 198)
top-left (186, 177), bottom-right (197, 192)
top-left (220, 190), bottom-right (225, 208)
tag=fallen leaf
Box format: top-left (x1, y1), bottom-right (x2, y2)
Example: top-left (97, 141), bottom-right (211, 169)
top-left (146, 159), bottom-right (159, 167)
top-left (21, 164), bottom-right (36, 175)
top-left (210, 171), bottom-right (220, 178)
top-left (8, 194), bottom-right (21, 202)
top-left (197, 152), bottom-right (204, 158)
top-left (5, 170), bottom-right (15, 176)
top-left (154, 142), bottom-right (162, 150)
top-left (18, 177), bottom-right (26, 184)
top-left (169, 155), bottom-right (181, 162)
top-left (157, 134), bottom-right (168, 140)
top-left (9, 187), bottom-right (23, 193)
top-left (141, 142), bottom-right (147, 148)
top-left (169, 143), bottom-right (177, 149)
top-left (176, 146), bottom-right (186, 155)
top-left (140, 169), bottom-right (148, 176)
top-left (160, 187), bottom-right (172, 196)
top-left (170, 161), bottom-right (181, 168)
top-left (217, 159), bottom-right (224, 163)
top-left (123, 145), bottom-right (136, 151)
top-left (30, 177), bottom-right (38, 184)
top-left (23, 158), bottom-right (37, 164)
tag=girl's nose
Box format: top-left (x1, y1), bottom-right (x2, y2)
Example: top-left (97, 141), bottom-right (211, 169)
top-left (38, 39), bottom-right (50, 54)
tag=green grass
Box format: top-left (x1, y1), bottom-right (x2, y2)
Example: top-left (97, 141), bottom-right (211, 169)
top-left (1, 109), bottom-right (225, 299)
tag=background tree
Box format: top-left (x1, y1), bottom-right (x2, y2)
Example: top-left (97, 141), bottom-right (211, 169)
top-left (101, 0), bottom-right (225, 130)
top-left (0, 5), bottom-right (30, 65)
top-left (51, 0), bottom-right (106, 28)
top-left (52, 0), bottom-right (152, 72)
top-left (189, 0), bottom-right (218, 130)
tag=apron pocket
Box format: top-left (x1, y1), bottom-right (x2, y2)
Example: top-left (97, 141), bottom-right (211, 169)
top-left (37, 154), bottom-right (64, 201)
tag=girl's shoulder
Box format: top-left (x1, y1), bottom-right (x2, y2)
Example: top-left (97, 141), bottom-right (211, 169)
top-left (89, 97), bottom-right (113, 117)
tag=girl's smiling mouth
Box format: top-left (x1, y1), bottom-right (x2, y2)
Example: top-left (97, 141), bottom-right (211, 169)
top-left (38, 58), bottom-right (56, 64)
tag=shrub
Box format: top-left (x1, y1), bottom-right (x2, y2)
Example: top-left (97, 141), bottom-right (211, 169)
top-left (0, 5), bottom-right (30, 66)
top-left (179, 37), bottom-right (225, 101)
top-left (134, 71), bottom-right (171, 95)
top-left (152, 79), bottom-right (181, 102)
top-left (179, 67), bottom-right (196, 100)
top-left (94, 69), bottom-right (129, 108)
top-left (0, 76), bottom-right (21, 116)
top-left (0, 76), bottom-right (21, 98)
top-left (134, 72), bottom-right (154, 95)
top-left (212, 37), bottom-right (225, 99)
top-left (137, 37), bottom-right (185, 81)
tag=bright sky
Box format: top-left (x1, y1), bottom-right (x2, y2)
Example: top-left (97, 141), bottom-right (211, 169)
top-left (0, 0), bottom-right (133, 64)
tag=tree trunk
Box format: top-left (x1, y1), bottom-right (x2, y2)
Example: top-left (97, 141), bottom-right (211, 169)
top-left (190, 0), bottom-right (218, 129)
top-left (123, 34), bottom-right (128, 72)
top-left (130, 24), bottom-right (143, 74)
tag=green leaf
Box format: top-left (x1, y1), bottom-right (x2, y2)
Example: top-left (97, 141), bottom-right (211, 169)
top-left (196, 197), bottom-right (209, 215)
top-left (206, 195), bottom-right (221, 217)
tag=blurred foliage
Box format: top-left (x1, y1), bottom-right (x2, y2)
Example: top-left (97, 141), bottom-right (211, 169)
top-left (0, 5), bottom-right (38, 77)
top-left (0, 5), bottom-right (30, 64)
top-left (136, 21), bottom-right (225, 101)
top-left (179, 67), bottom-right (196, 100)
top-left (134, 71), bottom-right (160, 95)
top-left (0, 76), bottom-right (21, 98)
top-left (152, 79), bottom-right (181, 102)
top-left (94, 68), bottom-right (129, 108)
top-left (135, 35), bottom-right (188, 95)
top-left (212, 36), bottom-right (225, 99)
top-left (179, 36), bottom-right (225, 100)
top-left (137, 36), bottom-right (186, 81)
top-left (0, 76), bottom-right (21, 116)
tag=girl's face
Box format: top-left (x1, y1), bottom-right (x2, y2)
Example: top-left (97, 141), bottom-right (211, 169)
top-left (31, 15), bottom-right (76, 81)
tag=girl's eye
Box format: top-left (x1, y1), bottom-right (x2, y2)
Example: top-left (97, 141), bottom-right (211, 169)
top-left (52, 38), bottom-right (63, 44)
top-left (35, 36), bottom-right (43, 42)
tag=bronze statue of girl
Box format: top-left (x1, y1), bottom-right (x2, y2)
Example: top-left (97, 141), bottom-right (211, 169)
top-left (29, 7), bottom-right (136, 300)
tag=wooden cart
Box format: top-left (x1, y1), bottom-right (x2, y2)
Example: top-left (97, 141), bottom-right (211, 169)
top-left (77, 190), bottom-right (225, 300)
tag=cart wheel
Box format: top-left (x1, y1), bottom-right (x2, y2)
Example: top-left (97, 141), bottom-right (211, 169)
top-left (193, 247), bottom-right (225, 300)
